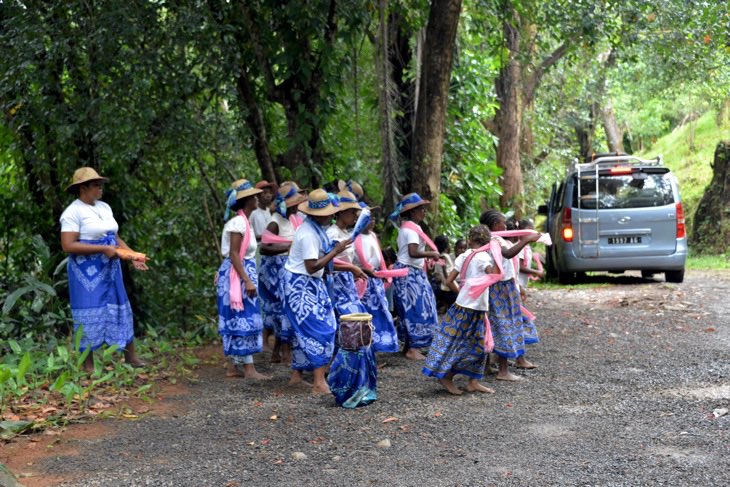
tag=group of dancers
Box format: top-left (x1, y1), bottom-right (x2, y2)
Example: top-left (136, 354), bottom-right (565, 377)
top-left (216, 178), bottom-right (545, 407)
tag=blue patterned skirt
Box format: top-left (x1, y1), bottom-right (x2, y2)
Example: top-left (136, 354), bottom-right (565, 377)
top-left (67, 232), bottom-right (134, 352)
top-left (361, 278), bottom-right (399, 353)
top-left (331, 272), bottom-right (367, 316)
top-left (282, 272), bottom-right (337, 371)
top-left (328, 346), bottom-right (378, 408)
top-left (216, 258), bottom-right (263, 357)
top-left (423, 304), bottom-right (486, 379)
top-left (259, 254), bottom-right (292, 342)
top-left (488, 279), bottom-right (526, 359)
top-left (392, 262), bottom-right (437, 349)
top-left (522, 314), bottom-right (540, 345)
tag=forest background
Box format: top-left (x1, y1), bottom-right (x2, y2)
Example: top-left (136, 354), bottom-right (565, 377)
top-left (0, 0), bottom-right (728, 364)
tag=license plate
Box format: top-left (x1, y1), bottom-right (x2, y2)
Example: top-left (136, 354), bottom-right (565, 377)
top-left (608, 236), bottom-right (642, 244)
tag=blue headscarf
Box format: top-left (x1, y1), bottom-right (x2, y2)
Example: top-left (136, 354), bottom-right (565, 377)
top-left (388, 193), bottom-right (426, 222)
top-left (275, 185), bottom-right (299, 218)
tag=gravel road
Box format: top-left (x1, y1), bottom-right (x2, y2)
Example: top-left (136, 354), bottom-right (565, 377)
top-left (33, 270), bottom-right (730, 486)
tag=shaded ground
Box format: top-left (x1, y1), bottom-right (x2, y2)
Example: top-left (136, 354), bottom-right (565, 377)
top-left (5, 270), bottom-right (730, 486)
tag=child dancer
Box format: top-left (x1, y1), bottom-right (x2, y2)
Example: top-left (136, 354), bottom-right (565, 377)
top-left (216, 179), bottom-right (269, 379)
top-left (259, 183), bottom-right (307, 364)
top-left (517, 218), bottom-right (544, 303)
top-left (423, 225), bottom-right (497, 395)
top-left (352, 208), bottom-right (400, 353)
top-left (389, 193), bottom-right (440, 360)
top-left (479, 209), bottom-right (540, 381)
top-left (282, 189), bottom-right (350, 394)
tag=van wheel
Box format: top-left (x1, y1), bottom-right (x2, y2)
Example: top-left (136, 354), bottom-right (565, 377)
top-left (665, 269), bottom-right (685, 283)
top-left (558, 271), bottom-right (574, 285)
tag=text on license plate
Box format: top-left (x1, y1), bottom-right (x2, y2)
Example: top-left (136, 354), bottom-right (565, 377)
top-left (608, 236), bottom-right (642, 244)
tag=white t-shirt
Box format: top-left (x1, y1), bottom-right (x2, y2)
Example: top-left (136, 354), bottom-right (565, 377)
top-left (454, 249), bottom-right (494, 311)
top-left (397, 225), bottom-right (425, 268)
top-left (353, 233), bottom-right (381, 270)
top-left (518, 245), bottom-right (532, 289)
top-left (270, 213), bottom-right (296, 242)
top-left (286, 222), bottom-right (328, 278)
top-left (249, 208), bottom-right (272, 238)
top-left (326, 224), bottom-right (355, 264)
top-left (60, 199), bottom-right (119, 240)
top-left (495, 236), bottom-right (516, 281)
top-left (220, 215), bottom-right (257, 259)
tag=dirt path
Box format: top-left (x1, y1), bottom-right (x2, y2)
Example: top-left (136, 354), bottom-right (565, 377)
top-left (3, 270), bottom-right (730, 486)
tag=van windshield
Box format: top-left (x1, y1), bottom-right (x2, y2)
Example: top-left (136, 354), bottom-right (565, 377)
top-left (572, 172), bottom-right (675, 209)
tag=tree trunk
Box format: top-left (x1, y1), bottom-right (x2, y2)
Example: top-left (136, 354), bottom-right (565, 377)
top-left (410, 0), bottom-right (461, 210)
top-left (235, 70), bottom-right (277, 183)
top-left (601, 98), bottom-right (624, 153)
top-left (692, 141), bottom-right (730, 253)
top-left (492, 18), bottom-right (524, 215)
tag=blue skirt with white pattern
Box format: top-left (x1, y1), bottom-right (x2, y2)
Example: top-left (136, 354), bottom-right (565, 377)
top-left (282, 272), bottom-right (337, 371)
top-left (328, 346), bottom-right (378, 408)
top-left (361, 277), bottom-right (399, 353)
top-left (216, 258), bottom-right (264, 357)
top-left (67, 232), bottom-right (134, 352)
top-left (259, 254), bottom-right (293, 343)
top-left (392, 262), bottom-right (437, 349)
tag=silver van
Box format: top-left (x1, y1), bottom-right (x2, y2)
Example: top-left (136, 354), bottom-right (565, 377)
top-left (539, 154), bottom-right (688, 283)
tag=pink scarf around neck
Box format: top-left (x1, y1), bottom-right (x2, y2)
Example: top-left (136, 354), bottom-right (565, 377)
top-left (400, 221), bottom-right (445, 270)
top-left (353, 233), bottom-right (409, 296)
top-left (229, 210), bottom-right (252, 311)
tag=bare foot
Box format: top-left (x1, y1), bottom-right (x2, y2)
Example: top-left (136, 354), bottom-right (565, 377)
top-left (496, 371), bottom-right (524, 382)
top-left (225, 365), bottom-right (246, 378)
top-left (288, 374), bottom-right (313, 388)
top-left (311, 383), bottom-right (331, 395)
top-left (465, 380), bottom-right (495, 393)
top-left (244, 369), bottom-right (271, 380)
top-left (438, 377), bottom-right (463, 395)
top-left (405, 348), bottom-right (426, 360)
top-left (514, 357), bottom-right (538, 369)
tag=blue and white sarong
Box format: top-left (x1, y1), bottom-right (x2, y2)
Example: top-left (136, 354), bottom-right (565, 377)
top-left (216, 258), bottom-right (264, 357)
top-left (423, 304), bottom-right (486, 379)
top-left (258, 254), bottom-right (292, 343)
top-left (392, 262), bottom-right (437, 349)
top-left (361, 278), bottom-right (399, 353)
top-left (283, 272), bottom-right (337, 371)
top-left (67, 232), bottom-right (134, 352)
top-left (331, 271), bottom-right (367, 316)
top-left (488, 279), bottom-right (527, 359)
top-left (328, 346), bottom-right (378, 408)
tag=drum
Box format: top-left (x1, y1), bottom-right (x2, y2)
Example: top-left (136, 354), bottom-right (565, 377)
top-left (338, 313), bottom-right (373, 350)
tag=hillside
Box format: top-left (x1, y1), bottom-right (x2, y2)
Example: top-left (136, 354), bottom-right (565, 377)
top-left (636, 110), bottom-right (729, 242)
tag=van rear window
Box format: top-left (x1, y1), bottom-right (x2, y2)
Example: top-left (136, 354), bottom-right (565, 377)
top-left (572, 173), bottom-right (675, 209)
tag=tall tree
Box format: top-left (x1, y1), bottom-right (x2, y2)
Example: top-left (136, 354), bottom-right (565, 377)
top-left (410, 0), bottom-right (462, 209)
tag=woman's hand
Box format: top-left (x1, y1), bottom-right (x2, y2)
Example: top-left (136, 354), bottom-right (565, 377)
top-left (102, 246), bottom-right (118, 259)
top-left (334, 238), bottom-right (353, 254)
top-left (132, 260), bottom-right (149, 271)
top-left (362, 267), bottom-right (377, 278)
top-left (244, 280), bottom-right (257, 297)
top-left (426, 251), bottom-right (441, 260)
top-left (351, 266), bottom-right (367, 280)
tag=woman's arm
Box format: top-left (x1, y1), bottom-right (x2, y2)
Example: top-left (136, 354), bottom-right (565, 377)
top-left (259, 221), bottom-right (291, 255)
top-left (60, 232), bottom-right (116, 258)
top-left (444, 269), bottom-right (460, 294)
top-left (407, 243), bottom-right (440, 260)
top-left (304, 238), bottom-right (353, 275)
top-left (333, 261), bottom-right (366, 280)
top-left (229, 233), bottom-right (256, 297)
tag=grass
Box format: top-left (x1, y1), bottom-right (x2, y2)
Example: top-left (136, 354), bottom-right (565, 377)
top-left (636, 110), bottom-right (729, 238)
top-left (686, 253), bottom-right (730, 270)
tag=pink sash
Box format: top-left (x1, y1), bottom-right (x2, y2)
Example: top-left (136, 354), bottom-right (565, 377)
top-left (261, 214), bottom-right (302, 244)
top-left (229, 210), bottom-right (252, 311)
top-left (353, 234), bottom-right (408, 295)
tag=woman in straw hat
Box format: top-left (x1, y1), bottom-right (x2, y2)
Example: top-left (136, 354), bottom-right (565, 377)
top-left (283, 189), bottom-right (351, 394)
top-left (216, 179), bottom-right (269, 379)
top-left (258, 183), bottom-right (307, 364)
top-left (60, 167), bottom-right (148, 372)
top-left (388, 193), bottom-right (440, 360)
top-left (325, 190), bottom-right (378, 407)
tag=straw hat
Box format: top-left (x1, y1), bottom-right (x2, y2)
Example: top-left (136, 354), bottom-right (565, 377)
top-left (337, 180), bottom-right (364, 201)
top-left (336, 190), bottom-right (362, 211)
top-left (278, 183), bottom-right (308, 208)
top-left (231, 179), bottom-right (263, 201)
top-left (281, 180), bottom-right (307, 193)
top-left (298, 189), bottom-right (342, 216)
top-left (389, 192), bottom-right (430, 221)
top-left (66, 167), bottom-right (109, 192)
top-left (255, 180), bottom-right (278, 192)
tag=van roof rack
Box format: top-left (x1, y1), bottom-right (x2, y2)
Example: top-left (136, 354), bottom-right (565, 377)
top-left (571, 154), bottom-right (663, 174)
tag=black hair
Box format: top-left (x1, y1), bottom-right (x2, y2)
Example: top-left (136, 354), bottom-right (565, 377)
top-left (468, 225), bottom-right (491, 246)
top-left (455, 238), bottom-right (467, 250)
top-left (506, 218), bottom-right (518, 231)
top-left (519, 218), bottom-right (534, 230)
top-left (230, 195), bottom-right (256, 211)
top-left (434, 235), bottom-right (450, 253)
top-left (479, 209), bottom-right (505, 230)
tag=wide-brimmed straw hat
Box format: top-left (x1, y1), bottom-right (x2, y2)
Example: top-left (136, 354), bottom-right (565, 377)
top-left (298, 189), bottom-right (342, 217)
top-left (281, 180), bottom-right (307, 194)
top-left (66, 167), bottom-right (109, 192)
top-left (277, 183), bottom-right (308, 208)
top-left (388, 192), bottom-right (430, 221)
top-left (337, 180), bottom-right (364, 201)
top-left (336, 190), bottom-right (362, 211)
top-left (231, 179), bottom-right (263, 201)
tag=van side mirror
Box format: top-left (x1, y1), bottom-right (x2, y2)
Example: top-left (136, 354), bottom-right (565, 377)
top-left (538, 204), bottom-right (549, 215)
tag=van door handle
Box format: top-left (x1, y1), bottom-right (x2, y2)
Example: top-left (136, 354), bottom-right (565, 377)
top-left (618, 217), bottom-right (631, 224)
